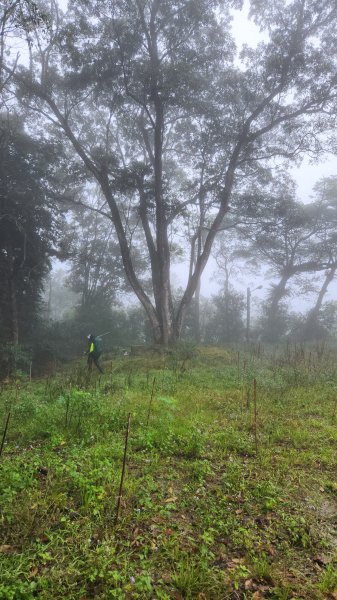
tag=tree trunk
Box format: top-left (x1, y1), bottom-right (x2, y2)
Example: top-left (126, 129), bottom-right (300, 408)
top-left (150, 4), bottom-right (172, 346)
top-left (7, 244), bottom-right (19, 346)
top-left (193, 278), bottom-right (201, 343)
top-left (303, 266), bottom-right (336, 337)
top-left (9, 276), bottom-right (19, 345)
top-left (269, 272), bottom-right (291, 316)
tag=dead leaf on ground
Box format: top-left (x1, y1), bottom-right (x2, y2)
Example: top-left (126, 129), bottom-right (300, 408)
top-left (37, 534), bottom-right (50, 544)
top-left (29, 567), bottom-right (38, 578)
top-left (161, 573), bottom-right (172, 584)
top-left (244, 579), bottom-right (255, 590)
top-left (0, 545), bottom-right (15, 554)
top-left (313, 554), bottom-right (329, 566)
top-left (232, 557), bottom-right (245, 564)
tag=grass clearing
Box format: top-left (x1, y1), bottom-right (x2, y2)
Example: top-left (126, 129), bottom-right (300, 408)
top-left (0, 345), bottom-right (337, 599)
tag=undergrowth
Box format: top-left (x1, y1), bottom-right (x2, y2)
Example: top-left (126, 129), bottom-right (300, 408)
top-left (0, 345), bottom-right (336, 599)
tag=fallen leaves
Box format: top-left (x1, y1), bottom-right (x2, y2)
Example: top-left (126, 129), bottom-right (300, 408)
top-left (252, 592), bottom-right (265, 600)
top-left (0, 544), bottom-right (15, 554)
top-left (164, 496), bottom-right (178, 503)
top-left (165, 485), bottom-right (178, 503)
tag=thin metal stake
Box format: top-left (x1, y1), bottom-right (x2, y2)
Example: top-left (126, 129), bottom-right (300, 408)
top-left (146, 377), bottom-right (156, 427)
top-left (0, 412), bottom-right (11, 459)
top-left (115, 413), bottom-right (131, 526)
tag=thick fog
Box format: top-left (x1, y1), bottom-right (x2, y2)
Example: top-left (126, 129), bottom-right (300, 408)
top-left (2, 0), bottom-right (337, 376)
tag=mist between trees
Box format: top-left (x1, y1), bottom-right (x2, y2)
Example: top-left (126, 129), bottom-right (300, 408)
top-left (1, 0), bottom-right (337, 377)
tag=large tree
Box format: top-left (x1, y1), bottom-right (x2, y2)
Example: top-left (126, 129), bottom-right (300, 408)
top-left (5, 0), bottom-right (337, 344)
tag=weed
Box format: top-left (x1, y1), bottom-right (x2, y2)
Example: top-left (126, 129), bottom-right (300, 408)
top-left (250, 551), bottom-right (274, 583)
top-left (172, 557), bottom-right (212, 599)
top-left (318, 563), bottom-right (337, 593)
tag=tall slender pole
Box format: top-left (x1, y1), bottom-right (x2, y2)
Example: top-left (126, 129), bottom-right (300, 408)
top-left (253, 378), bottom-right (258, 454)
top-left (146, 377), bottom-right (156, 427)
top-left (115, 413), bottom-right (131, 526)
top-left (0, 412), bottom-right (11, 460)
top-left (246, 287), bottom-right (251, 343)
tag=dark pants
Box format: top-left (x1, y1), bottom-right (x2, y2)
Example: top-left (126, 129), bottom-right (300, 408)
top-left (88, 353), bottom-right (104, 374)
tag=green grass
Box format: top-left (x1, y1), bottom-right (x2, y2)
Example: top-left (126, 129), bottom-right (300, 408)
top-left (0, 345), bottom-right (337, 599)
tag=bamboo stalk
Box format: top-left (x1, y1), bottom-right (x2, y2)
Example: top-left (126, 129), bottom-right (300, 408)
top-left (115, 413), bottom-right (131, 526)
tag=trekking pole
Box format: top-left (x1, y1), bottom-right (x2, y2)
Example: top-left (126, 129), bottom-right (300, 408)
top-left (96, 331), bottom-right (113, 338)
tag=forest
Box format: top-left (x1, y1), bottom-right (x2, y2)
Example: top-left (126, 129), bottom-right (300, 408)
top-left (1, 0), bottom-right (337, 373)
top-left (1, 1), bottom-right (337, 598)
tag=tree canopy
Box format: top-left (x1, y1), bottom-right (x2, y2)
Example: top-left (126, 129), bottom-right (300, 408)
top-left (3, 0), bottom-right (337, 344)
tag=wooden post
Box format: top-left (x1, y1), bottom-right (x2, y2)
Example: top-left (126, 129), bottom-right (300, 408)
top-left (115, 413), bottom-right (131, 526)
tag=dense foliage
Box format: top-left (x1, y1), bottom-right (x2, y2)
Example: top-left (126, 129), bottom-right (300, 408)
top-left (0, 115), bottom-right (58, 344)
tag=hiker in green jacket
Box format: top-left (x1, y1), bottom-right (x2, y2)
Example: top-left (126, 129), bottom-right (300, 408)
top-left (87, 334), bottom-right (104, 374)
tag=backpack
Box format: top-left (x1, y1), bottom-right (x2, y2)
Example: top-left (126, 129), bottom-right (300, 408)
top-left (94, 336), bottom-right (103, 356)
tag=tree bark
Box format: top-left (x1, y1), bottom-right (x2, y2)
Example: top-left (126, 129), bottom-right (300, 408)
top-left (303, 266), bottom-right (336, 336)
top-left (269, 272), bottom-right (291, 316)
top-left (150, 1), bottom-right (172, 345)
